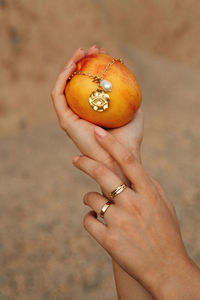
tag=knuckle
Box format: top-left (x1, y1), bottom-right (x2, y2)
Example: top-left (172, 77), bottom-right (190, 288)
top-left (150, 177), bottom-right (169, 202)
top-left (106, 134), bottom-right (116, 146)
top-left (149, 188), bottom-right (160, 204)
top-left (93, 164), bottom-right (107, 179)
top-left (102, 156), bottom-right (122, 178)
top-left (102, 155), bottom-right (115, 169)
top-left (121, 151), bottom-right (136, 165)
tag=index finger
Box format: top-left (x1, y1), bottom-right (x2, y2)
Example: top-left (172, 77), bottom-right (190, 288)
top-left (93, 126), bottom-right (152, 193)
top-left (51, 63), bottom-right (76, 120)
top-left (51, 48), bottom-right (85, 120)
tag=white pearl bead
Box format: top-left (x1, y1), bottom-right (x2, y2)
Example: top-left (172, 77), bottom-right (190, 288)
top-left (100, 80), bottom-right (112, 92)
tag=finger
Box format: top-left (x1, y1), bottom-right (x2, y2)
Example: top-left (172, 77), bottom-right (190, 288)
top-left (86, 44), bottom-right (99, 55)
top-left (64, 47), bottom-right (85, 68)
top-left (110, 109), bottom-right (144, 163)
top-left (149, 176), bottom-right (177, 218)
top-left (94, 126), bottom-right (151, 193)
top-left (83, 192), bottom-right (114, 223)
top-left (83, 210), bottom-right (108, 248)
top-left (124, 109), bottom-right (144, 163)
top-left (72, 155), bottom-right (134, 204)
top-left (51, 47), bottom-right (85, 120)
top-left (51, 63), bottom-right (76, 122)
top-left (99, 47), bottom-right (107, 54)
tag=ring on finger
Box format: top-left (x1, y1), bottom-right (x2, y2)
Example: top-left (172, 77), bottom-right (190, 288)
top-left (110, 183), bottom-right (127, 199)
top-left (100, 201), bottom-right (112, 219)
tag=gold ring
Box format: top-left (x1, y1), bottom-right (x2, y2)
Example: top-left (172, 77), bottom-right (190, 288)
top-left (100, 201), bottom-right (112, 219)
top-left (110, 183), bottom-right (127, 199)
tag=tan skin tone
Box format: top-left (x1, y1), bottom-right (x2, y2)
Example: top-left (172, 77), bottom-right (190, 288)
top-left (72, 128), bottom-right (200, 300)
top-left (51, 45), bottom-right (200, 299)
top-left (51, 45), bottom-right (154, 300)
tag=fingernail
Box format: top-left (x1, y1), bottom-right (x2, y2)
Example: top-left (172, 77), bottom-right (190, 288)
top-left (72, 156), bottom-right (80, 164)
top-left (79, 47), bottom-right (84, 51)
top-left (92, 44), bottom-right (98, 48)
top-left (94, 126), bottom-right (107, 137)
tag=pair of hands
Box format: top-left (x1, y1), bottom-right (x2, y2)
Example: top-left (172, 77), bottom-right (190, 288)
top-left (51, 45), bottom-right (143, 182)
top-left (51, 45), bottom-right (199, 299)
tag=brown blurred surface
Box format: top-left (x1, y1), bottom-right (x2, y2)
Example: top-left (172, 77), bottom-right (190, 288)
top-left (0, 0), bottom-right (200, 299)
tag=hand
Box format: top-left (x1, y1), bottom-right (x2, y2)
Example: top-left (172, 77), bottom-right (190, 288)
top-left (51, 46), bottom-right (155, 300)
top-left (51, 45), bottom-right (143, 183)
top-left (72, 127), bottom-right (200, 300)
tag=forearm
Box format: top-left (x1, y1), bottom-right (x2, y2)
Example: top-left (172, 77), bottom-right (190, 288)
top-left (112, 260), bottom-right (154, 300)
top-left (147, 257), bottom-right (200, 300)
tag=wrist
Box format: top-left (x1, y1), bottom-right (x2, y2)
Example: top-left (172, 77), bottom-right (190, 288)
top-left (147, 256), bottom-right (200, 300)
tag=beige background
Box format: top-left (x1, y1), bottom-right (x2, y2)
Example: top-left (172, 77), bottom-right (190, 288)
top-left (0, 0), bottom-right (200, 299)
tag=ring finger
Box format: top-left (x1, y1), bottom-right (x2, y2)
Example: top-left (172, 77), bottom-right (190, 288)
top-left (72, 155), bottom-right (134, 204)
top-left (83, 192), bottom-right (114, 223)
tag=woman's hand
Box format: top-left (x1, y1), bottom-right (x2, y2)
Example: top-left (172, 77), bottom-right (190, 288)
top-left (51, 45), bottom-right (156, 300)
top-left (72, 126), bottom-right (200, 300)
top-left (51, 45), bottom-right (143, 183)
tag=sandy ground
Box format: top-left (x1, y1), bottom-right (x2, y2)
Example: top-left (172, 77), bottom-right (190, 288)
top-left (0, 1), bottom-right (200, 299)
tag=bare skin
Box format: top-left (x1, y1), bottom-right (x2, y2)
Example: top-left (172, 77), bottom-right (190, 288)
top-left (72, 127), bottom-right (200, 300)
top-left (51, 45), bottom-right (153, 299)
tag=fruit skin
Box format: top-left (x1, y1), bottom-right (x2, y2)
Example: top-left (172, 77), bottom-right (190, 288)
top-left (65, 53), bottom-right (142, 128)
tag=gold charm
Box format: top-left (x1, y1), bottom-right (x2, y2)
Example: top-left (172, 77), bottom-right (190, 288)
top-left (89, 89), bottom-right (110, 112)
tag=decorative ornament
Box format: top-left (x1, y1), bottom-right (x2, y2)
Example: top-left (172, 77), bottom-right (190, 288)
top-left (67, 57), bottom-right (124, 112)
top-left (89, 89), bottom-right (110, 112)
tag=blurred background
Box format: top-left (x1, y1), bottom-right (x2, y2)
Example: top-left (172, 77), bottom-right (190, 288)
top-left (0, 0), bottom-right (200, 299)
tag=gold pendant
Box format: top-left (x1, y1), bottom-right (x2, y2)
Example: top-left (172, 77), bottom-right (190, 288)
top-left (89, 88), bottom-right (110, 112)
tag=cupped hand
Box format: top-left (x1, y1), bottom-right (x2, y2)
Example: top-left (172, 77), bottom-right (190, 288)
top-left (72, 127), bottom-right (200, 300)
top-left (51, 45), bottom-right (143, 182)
